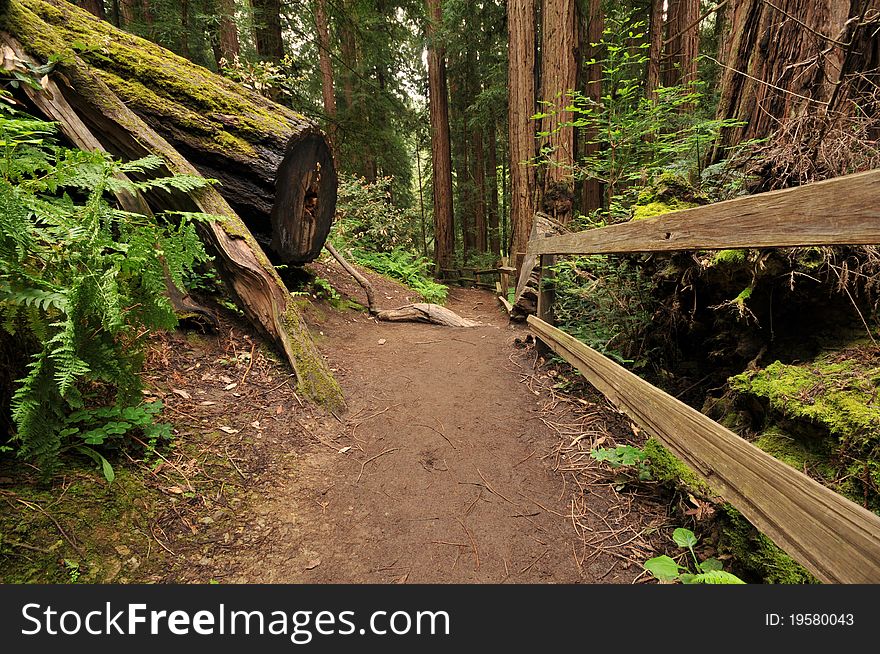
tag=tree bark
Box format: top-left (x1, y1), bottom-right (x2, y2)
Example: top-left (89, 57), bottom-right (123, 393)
top-left (1, 1), bottom-right (344, 410)
top-left (473, 125), bottom-right (487, 253)
top-left (508, 0), bottom-right (537, 274)
top-left (425, 0), bottom-right (455, 272)
top-left (74, 0), bottom-right (104, 19)
top-left (711, 0), bottom-right (879, 168)
top-left (646, 0), bottom-right (664, 97)
top-left (486, 120), bottom-right (500, 256)
top-left (210, 0), bottom-right (240, 67)
top-left (314, 0), bottom-right (338, 159)
top-left (580, 0), bottom-right (603, 214)
top-left (539, 0), bottom-right (577, 222)
top-left (251, 0), bottom-right (284, 61)
top-left (663, 0), bottom-right (700, 89)
top-left (11, 0), bottom-right (336, 265)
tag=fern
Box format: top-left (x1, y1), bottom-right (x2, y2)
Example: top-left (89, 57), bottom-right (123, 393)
top-left (0, 108), bottom-right (212, 475)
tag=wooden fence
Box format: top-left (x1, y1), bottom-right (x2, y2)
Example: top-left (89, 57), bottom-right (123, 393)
top-left (523, 168), bottom-right (880, 583)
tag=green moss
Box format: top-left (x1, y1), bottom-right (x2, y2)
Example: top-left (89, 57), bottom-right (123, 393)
top-left (15, 0), bottom-right (307, 156)
top-left (280, 303), bottom-right (345, 412)
top-left (754, 426), bottom-right (836, 478)
top-left (729, 355), bottom-right (880, 443)
top-left (711, 249), bottom-right (748, 265)
top-left (719, 505), bottom-right (818, 584)
top-left (632, 199), bottom-right (698, 221)
top-left (644, 438), bottom-right (715, 496)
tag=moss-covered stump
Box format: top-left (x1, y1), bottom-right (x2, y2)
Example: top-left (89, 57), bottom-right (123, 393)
top-left (728, 346), bottom-right (880, 513)
top-left (6, 0), bottom-right (336, 265)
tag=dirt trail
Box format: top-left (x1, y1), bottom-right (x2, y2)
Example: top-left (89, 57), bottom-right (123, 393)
top-left (220, 277), bottom-right (641, 584)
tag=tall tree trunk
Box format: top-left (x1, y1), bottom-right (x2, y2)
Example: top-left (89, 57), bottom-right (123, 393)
top-left (252, 0), bottom-right (284, 61)
top-left (663, 0), bottom-right (701, 89)
top-left (508, 0), bottom-right (536, 273)
top-left (473, 125), bottom-right (487, 253)
top-left (314, 0), bottom-right (338, 158)
top-left (539, 0), bottom-right (577, 222)
top-left (712, 0), bottom-right (863, 161)
top-left (210, 0), bottom-right (240, 67)
top-left (119, 0), bottom-right (136, 25)
top-left (581, 0), bottom-right (603, 213)
top-left (425, 0), bottom-right (454, 272)
top-left (74, 0), bottom-right (105, 19)
top-left (646, 0), bottom-right (664, 96)
top-left (486, 120), bottom-right (500, 256)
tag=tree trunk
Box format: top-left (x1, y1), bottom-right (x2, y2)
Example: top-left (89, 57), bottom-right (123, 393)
top-left (663, 0), bottom-right (700, 89)
top-left (486, 120), bottom-right (500, 256)
top-left (508, 0), bottom-right (536, 275)
top-left (251, 0), bottom-right (284, 61)
top-left (1, 1), bottom-right (344, 410)
top-left (646, 0), bottom-right (664, 97)
top-left (711, 0), bottom-right (880, 176)
top-left (473, 125), bottom-right (487, 253)
top-left (210, 0), bottom-right (240, 67)
top-left (425, 0), bottom-right (455, 272)
top-left (314, 0), bottom-right (338, 158)
top-left (539, 0), bottom-right (577, 223)
top-left (580, 0), bottom-right (603, 214)
top-left (74, 0), bottom-right (104, 19)
top-left (10, 0), bottom-right (336, 266)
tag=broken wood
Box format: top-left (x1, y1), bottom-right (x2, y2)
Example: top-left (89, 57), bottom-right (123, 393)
top-left (325, 242), bottom-right (377, 314)
top-left (375, 304), bottom-right (479, 328)
top-left (325, 243), bottom-right (479, 327)
top-left (10, 0), bottom-right (337, 265)
top-left (1, 3), bottom-right (344, 410)
top-left (512, 213), bottom-right (568, 321)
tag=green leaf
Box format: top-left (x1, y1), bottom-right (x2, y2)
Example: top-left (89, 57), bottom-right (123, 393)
top-left (75, 446), bottom-right (115, 483)
top-left (673, 528), bottom-right (698, 549)
top-left (699, 558), bottom-right (724, 573)
top-left (685, 570), bottom-right (746, 585)
top-left (644, 555), bottom-right (681, 581)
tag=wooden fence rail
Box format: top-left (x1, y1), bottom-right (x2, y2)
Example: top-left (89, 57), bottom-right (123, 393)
top-left (528, 169), bottom-right (880, 256)
top-left (528, 316), bottom-right (880, 583)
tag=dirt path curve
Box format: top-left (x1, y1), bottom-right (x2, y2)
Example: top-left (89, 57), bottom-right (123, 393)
top-left (225, 280), bottom-right (637, 584)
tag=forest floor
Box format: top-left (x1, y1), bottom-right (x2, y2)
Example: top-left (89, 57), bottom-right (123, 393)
top-left (0, 258), bottom-right (679, 584)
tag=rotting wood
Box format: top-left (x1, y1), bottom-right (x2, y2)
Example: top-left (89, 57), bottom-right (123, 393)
top-left (375, 304), bottom-right (479, 328)
top-left (1, 2), bottom-right (344, 410)
top-left (528, 315), bottom-right (880, 584)
top-left (325, 244), bottom-right (479, 327)
top-left (528, 168), bottom-right (880, 256)
top-left (10, 0), bottom-right (337, 265)
top-left (1, 36), bottom-right (215, 327)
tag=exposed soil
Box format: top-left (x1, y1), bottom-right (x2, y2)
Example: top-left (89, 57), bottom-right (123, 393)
top-left (158, 260), bottom-right (671, 584)
top-left (1, 258), bottom-right (675, 584)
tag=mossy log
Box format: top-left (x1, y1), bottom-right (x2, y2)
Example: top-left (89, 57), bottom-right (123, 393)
top-left (0, 2), bottom-right (345, 411)
top-left (5, 0), bottom-right (336, 265)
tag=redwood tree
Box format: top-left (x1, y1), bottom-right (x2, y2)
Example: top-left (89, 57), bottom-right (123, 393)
top-left (663, 0), bottom-right (701, 89)
top-left (426, 0), bottom-right (455, 271)
top-left (75, 0), bottom-right (105, 19)
top-left (252, 0), bottom-right (284, 61)
top-left (508, 0), bottom-right (536, 270)
top-left (539, 0), bottom-right (577, 222)
top-left (314, 0), bottom-right (338, 157)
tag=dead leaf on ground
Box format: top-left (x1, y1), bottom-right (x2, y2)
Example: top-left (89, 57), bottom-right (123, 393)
top-left (305, 559), bottom-right (321, 570)
top-left (219, 426), bottom-right (239, 434)
top-left (172, 389), bottom-right (192, 400)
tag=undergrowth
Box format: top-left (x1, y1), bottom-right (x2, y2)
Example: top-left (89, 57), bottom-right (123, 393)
top-left (0, 102), bottom-right (215, 476)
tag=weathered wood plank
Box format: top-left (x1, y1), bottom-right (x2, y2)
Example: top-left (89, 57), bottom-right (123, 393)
top-left (528, 169), bottom-right (880, 255)
top-left (528, 315), bottom-right (880, 583)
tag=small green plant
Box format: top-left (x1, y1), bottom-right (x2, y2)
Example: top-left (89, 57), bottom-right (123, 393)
top-left (348, 249), bottom-right (447, 304)
top-left (311, 275), bottom-right (341, 302)
top-left (590, 444), bottom-right (652, 481)
top-left (62, 559), bottom-right (80, 584)
top-left (644, 528), bottom-right (745, 584)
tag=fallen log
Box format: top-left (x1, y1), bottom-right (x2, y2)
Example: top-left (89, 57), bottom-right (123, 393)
top-left (324, 244), bottom-right (479, 327)
top-left (8, 0), bottom-right (336, 265)
top-left (0, 4), bottom-right (345, 410)
top-left (375, 304), bottom-right (479, 328)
